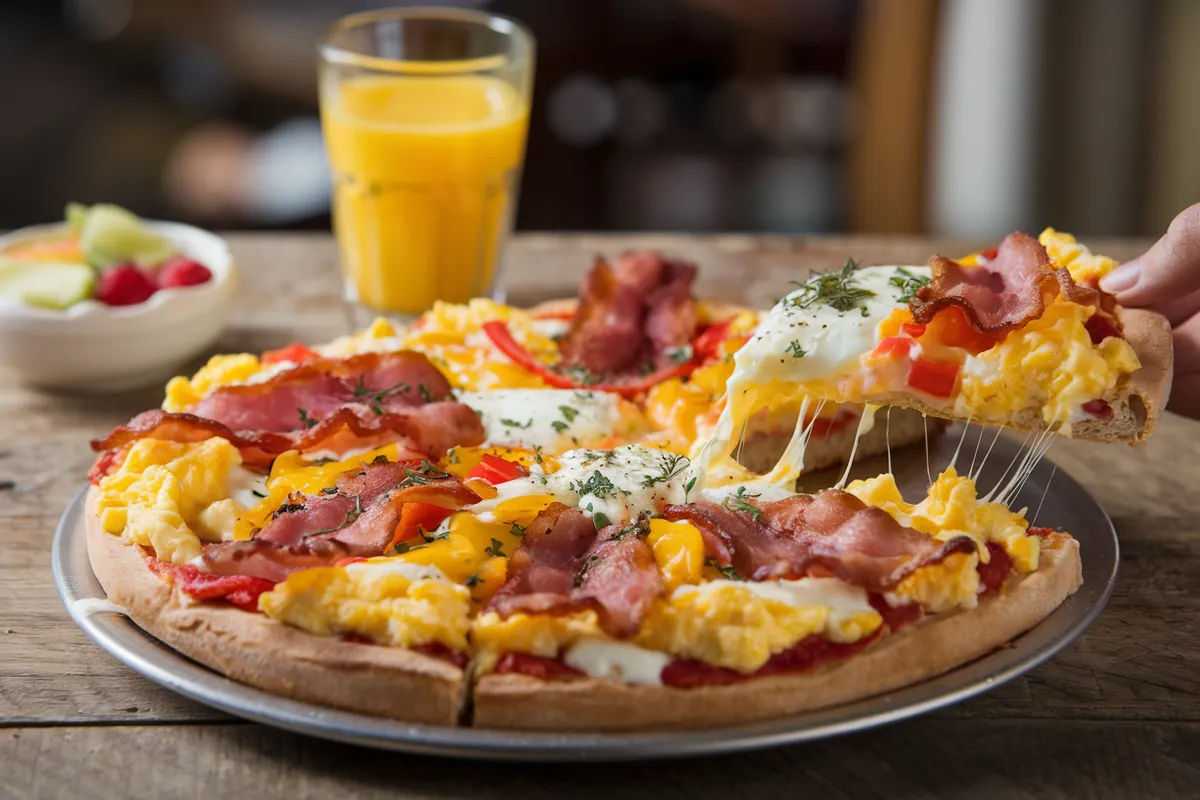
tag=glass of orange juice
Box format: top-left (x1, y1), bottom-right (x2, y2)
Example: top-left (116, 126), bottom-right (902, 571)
top-left (319, 8), bottom-right (533, 323)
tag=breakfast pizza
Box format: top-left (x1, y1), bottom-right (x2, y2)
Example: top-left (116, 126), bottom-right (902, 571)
top-left (82, 231), bottom-right (1170, 729)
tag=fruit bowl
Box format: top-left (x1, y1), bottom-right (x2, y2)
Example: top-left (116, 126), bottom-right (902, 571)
top-left (0, 220), bottom-right (236, 392)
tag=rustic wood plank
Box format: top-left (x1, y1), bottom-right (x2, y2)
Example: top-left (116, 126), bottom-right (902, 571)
top-left (3, 720), bottom-right (1199, 800)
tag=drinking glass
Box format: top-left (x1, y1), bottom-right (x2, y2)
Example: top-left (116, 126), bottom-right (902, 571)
top-left (319, 8), bottom-right (534, 324)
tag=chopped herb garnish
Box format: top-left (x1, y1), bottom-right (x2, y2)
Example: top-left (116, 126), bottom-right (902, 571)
top-left (318, 486), bottom-right (339, 496)
top-left (302, 494), bottom-right (363, 537)
top-left (790, 258), bottom-right (875, 316)
top-left (418, 383), bottom-right (434, 403)
top-left (500, 418), bottom-right (532, 429)
top-left (485, 538), bottom-right (506, 557)
top-left (531, 445), bottom-right (544, 466)
top-left (785, 340), bottom-right (806, 358)
top-left (551, 420), bottom-right (569, 433)
top-left (684, 476), bottom-right (697, 499)
top-left (640, 452), bottom-right (689, 487)
top-left (706, 557), bottom-right (742, 581)
top-left (558, 405), bottom-right (580, 422)
top-left (373, 454), bottom-right (389, 464)
top-left (448, 449), bottom-right (460, 465)
top-left (420, 526), bottom-right (449, 543)
top-left (296, 407), bottom-right (318, 429)
top-left (572, 470), bottom-right (618, 499)
top-left (666, 345), bottom-right (693, 364)
top-left (393, 540), bottom-right (428, 554)
top-left (274, 502), bottom-right (306, 517)
top-left (722, 486), bottom-right (763, 522)
top-left (889, 266), bottom-right (931, 303)
top-left (592, 511), bottom-right (612, 530)
top-left (510, 522), bottom-right (526, 537)
top-left (465, 574), bottom-right (482, 588)
top-left (251, 489), bottom-right (267, 498)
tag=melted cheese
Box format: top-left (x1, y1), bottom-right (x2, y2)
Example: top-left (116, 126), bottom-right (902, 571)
top-left (563, 640), bottom-right (670, 685)
top-left (469, 444), bottom-right (694, 524)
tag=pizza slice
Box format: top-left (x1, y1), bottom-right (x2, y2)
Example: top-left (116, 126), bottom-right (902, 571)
top-left (692, 229), bottom-right (1172, 487)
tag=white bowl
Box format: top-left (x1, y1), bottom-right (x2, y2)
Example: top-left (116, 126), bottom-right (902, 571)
top-left (0, 220), bottom-right (237, 393)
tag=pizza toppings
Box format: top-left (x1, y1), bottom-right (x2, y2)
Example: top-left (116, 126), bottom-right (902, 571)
top-left (479, 252), bottom-right (711, 397)
top-left (666, 490), bottom-right (975, 592)
top-left (487, 505), bottom-right (666, 637)
top-left (912, 232), bottom-right (1056, 334)
top-left (202, 459), bottom-right (480, 582)
top-left (560, 251), bottom-right (698, 376)
top-left (90, 402), bottom-right (484, 471)
top-left (146, 558), bottom-right (275, 612)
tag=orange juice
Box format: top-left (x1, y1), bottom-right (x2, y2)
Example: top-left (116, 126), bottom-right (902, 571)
top-left (322, 75), bottom-right (529, 315)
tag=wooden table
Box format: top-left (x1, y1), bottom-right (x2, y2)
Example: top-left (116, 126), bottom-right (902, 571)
top-left (4, 234), bottom-right (1199, 799)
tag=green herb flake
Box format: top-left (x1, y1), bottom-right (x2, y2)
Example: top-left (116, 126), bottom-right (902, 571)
top-left (510, 522), bottom-right (527, 537)
top-left (722, 486), bottom-right (763, 522)
top-left (572, 470), bottom-right (618, 499)
top-left (789, 258), bottom-right (876, 315)
top-left (465, 574), bottom-right (482, 588)
top-left (785, 340), bottom-right (806, 358)
top-left (485, 538), bottom-right (506, 558)
top-left (296, 407), bottom-right (318, 429)
top-left (889, 266), bottom-right (931, 303)
top-left (500, 418), bottom-right (532, 429)
top-left (558, 405), bottom-right (580, 422)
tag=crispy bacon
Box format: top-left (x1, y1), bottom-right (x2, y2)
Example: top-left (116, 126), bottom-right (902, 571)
top-left (558, 251), bottom-right (699, 378)
top-left (911, 232), bottom-right (1057, 335)
top-left (912, 232), bottom-right (1125, 342)
top-left (188, 351), bottom-right (450, 432)
top-left (663, 501), bottom-right (809, 580)
top-left (90, 350), bottom-right (483, 470)
top-left (669, 490), bottom-right (974, 591)
top-left (202, 460), bottom-right (480, 583)
top-left (487, 506), bottom-right (666, 637)
top-left (90, 402), bottom-right (483, 469)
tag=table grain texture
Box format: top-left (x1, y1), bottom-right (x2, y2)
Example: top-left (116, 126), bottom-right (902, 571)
top-left (3, 233), bottom-right (1198, 800)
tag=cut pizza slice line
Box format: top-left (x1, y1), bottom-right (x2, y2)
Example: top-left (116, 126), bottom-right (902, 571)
top-left (85, 438), bottom-right (1081, 729)
top-left (693, 230), bottom-right (1172, 492)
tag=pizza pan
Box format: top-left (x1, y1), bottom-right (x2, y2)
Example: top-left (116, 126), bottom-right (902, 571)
top-left (54, 425), bottom-right (1118, 761)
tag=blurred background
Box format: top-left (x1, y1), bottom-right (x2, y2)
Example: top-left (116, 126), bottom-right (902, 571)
top-left (1, 0), bottom-right (1195, 239)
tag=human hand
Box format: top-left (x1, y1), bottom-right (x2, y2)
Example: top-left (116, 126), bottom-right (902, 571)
top-left (1101, 203), bottom-right (1200, 419)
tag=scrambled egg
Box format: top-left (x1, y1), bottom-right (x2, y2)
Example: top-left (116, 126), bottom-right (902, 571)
top-left (848, 466), bottom-right (1038, 573)
top-left (163, 353), bottom-right (264, 412)
top-left (97, 438), bottom-right (247, 563)
top-left (403, 299), bottom-right (562, 391)
top-left (258, 561), bottom-right (472, 651)
top-left (956, 300), bottom-right (1140, 425)
top-left (1040, 228), bottom-right (1117, 284)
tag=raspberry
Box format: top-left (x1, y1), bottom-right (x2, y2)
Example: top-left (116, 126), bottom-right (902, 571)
top-left (95, 264), bottom-right (157, 306)
top-left (157, 256), bottom-right (212, 289)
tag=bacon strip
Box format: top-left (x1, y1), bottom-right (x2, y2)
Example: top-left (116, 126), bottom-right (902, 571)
top-left (911, 232), bottom-right (1057, 335)
top-left (558, 251), bottom-right (699, 378)
top-left (487, 505), bottom-right (666, 637)
top-left (669, 490), bottom-right (974, 591)
top-left (911, 232), bottom-right (1125, 341)
top-left (90, 350), bottom-right (483, 472)
top-left (202, 460), bottom-right (480, 583)
top-left (90, 402), bottom-right (484, 469)
top-left (188, 351), bottom-right (451, 432)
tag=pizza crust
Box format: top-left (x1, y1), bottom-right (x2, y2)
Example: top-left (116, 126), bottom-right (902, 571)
top-left (84, 488), bottom-right (465, 725)
top-left (471, 533), bottom-right (1082, 730)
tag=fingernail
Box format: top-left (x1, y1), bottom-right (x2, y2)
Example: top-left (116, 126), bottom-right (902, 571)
top-left (1101, 260), bottom-right (1140, 293)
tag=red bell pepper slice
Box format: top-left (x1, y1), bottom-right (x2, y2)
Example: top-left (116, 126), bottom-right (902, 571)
top-left (262, 342), bottom-right (320, 365)
top-left (873, 336), bottom-right (916, 359)
top-left (481, 320), bottom-right (696, 397)
top-left (467, 453), bottom-right (528, 485)
top-left (392, 502), bottom-right (457, 547)
top-left (692, 320), bottom-right (733, 362)
top-left (906, 356), bottom-right (960, 398)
